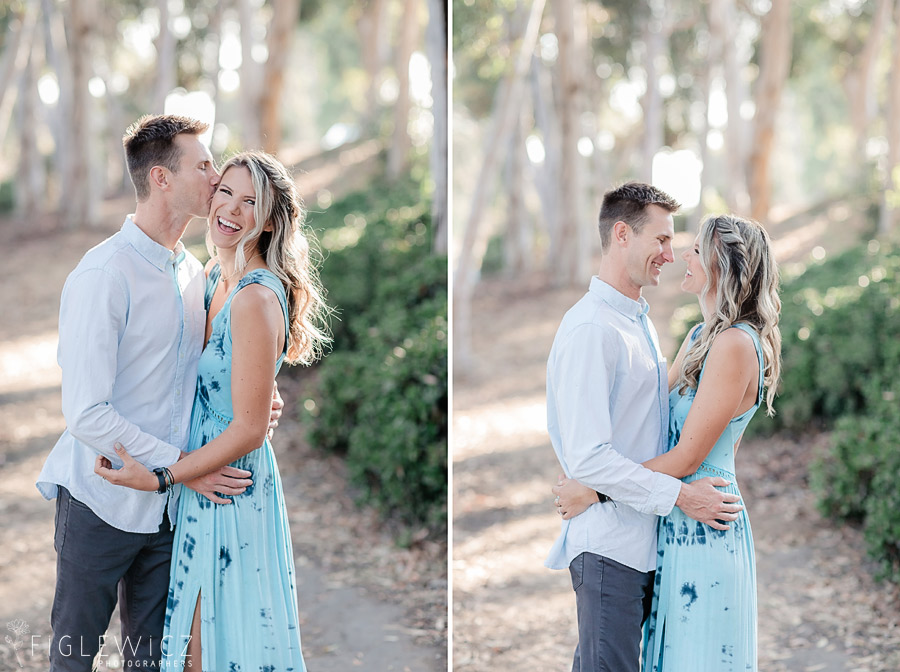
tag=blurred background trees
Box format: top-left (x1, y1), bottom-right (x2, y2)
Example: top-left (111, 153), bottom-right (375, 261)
top-left (453, 0), bottom-right (900, 584)
top-left (0, 0), bottom-right (448, 535)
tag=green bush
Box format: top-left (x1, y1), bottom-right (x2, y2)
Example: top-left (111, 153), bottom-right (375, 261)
top-left (812, 379), bottom-right (900, 583)
top-left (751, 241), bottom-right (899, 436)
top-left (304, 174), bottom-right (447, 532)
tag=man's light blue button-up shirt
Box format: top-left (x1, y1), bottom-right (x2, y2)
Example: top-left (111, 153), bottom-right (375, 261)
top-left (37, 217), bottom-right (206, 533)
top-left (545, 277), bottom-right (682, 573)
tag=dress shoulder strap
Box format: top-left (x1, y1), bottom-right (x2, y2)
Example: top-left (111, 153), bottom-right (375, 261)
top-left (729, 322), bottom-right (765, 404)
top-left (232, 269), bottom-right (290, 357)
top-left (205, 263), bottom-right (221, 311)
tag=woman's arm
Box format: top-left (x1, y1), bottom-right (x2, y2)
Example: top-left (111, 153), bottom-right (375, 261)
top-left (95, 284), bottom-right (285, 491)
top-left (643, 327), bottom-right (757, 478)
top-left (554, 327), bottom-right (756, 517)
top-left (169, 285), bottom-right (285, 482)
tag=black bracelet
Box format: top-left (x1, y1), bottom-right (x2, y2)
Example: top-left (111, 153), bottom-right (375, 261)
top-left (595, 491), bottom-right (611, 503)
top-left (163, 466), bottom-right (175, 489)
top-left (152, 467), bottom-right (168, 494)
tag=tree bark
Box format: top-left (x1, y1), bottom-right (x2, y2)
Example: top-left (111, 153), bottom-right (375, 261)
top-left (426, 0), bottom-right (448, 254)
top-left (17, 21), bottom-right (44, 221)
top-left (359, 0), bottom-right (390, 127)
top-left (552, 0), bottom-right (589, 286)
top-left (748, 0), bottom-right (792, 224)
top-left (710, 0), bottom-right (750, 213)
top-left (387, 0), bottom-right (421, 180)
top-left (238, 0), bottom-right (262, 148)
top-left (64, 0), bottom-right (98, 228)
top-left (879, 0), bottom-right (900, 235)
top-left (40, 0), bottom-right (72, 212)
top-left (843, 0), bottom-right (891, 157)
top-left (530, 55), bottom-right (559, 265)
top-left (504, 101), bottom-right (530, 274)
top-left (0, 3), bottom-right (37, 147)
top-left (640, 0), bottom-right (664, 184)
top-left (454, 0), bottom-right (546, 371)
top-left (152, 0), bottom-right (176, 113)
top-left (261, 0), bottom-right (301, 153)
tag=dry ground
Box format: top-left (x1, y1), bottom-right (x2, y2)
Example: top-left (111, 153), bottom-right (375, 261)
top-left (452, 203), bottom-right (900, 671)
top-left (0, 192), bottom-right (446, 670)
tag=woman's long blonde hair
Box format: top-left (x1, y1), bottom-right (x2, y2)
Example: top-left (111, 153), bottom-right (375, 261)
top-left (678, 214), bottom-right (782, 416)
top-left (209, 151), bottom-right (330, 365)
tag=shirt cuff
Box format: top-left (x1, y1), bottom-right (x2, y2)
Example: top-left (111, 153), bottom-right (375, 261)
top-left (149, 441), bottom-right (182, 469)
top-left (644, 472), bottom-right (682, 516)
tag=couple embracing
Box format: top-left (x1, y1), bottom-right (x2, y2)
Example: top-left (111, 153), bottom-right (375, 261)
top-left (37, 114), bottom-right (329, 670)
top-left (546, 183), bottom-right (782, 672)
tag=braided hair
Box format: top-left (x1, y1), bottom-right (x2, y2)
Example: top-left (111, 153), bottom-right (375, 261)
top-left (678, 214), bottom-right (782, 416)
top-left (208, 151), bottom-right (331, 365)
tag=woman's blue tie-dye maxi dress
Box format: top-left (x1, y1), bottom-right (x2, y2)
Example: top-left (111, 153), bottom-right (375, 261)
top-left (643, 323), bottom-right (762, 672)
top-left (161, 266), bottom-right (306, 671)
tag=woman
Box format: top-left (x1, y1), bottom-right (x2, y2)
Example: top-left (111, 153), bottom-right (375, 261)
top-left (555, 214), bottom-right (781, 671)
top-left (96, 151), bottom-right (329, 670)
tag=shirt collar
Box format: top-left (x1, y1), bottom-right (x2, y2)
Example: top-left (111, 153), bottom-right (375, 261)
top-left (589, 276), bottom-right (649, 320)
top-left (122, 216), bottom-right (185, 270)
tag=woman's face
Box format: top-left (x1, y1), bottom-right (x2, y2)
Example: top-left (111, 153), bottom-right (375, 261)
top-left (208, 165), bottom-right (257, 253)
top-left (681, 235), bottom-right (711, 297)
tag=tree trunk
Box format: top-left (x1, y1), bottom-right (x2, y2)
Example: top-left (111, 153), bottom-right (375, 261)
top-left (454, 0), bottom-right (546, 371)
top-left (0, 3), bottom-right (37, 146)
top-left (879, 0), bottom-right (900, 235)
top-left (17, 22), bottom-right (44, 221)
top-left (206, 0), bottom-right (225, 152)
top-left (359, 0), bottom-right (390, 127)
top-left (41, 0), bottom-right (72, 210)
top-left (260, 0), bottom-right (301, 153)
top-left (552, 0), bottom-right (589, 286)
top-left (530, 55), bottom-right (559, 265)
top-left (504, 104), bottom-right (530, 274)
top-left (843, 0), bottom-right (891, 158)
top-left (717, 0), bottom-right (750, 213)
top-left (153, 0), bottom-right (176, 113)
top-left (690, 54), bottom-right (712, 233)
top-left (387, 0), bottom-right (421, 181)
top-left (640, 0), bottom-right (664, 184)
top-left (64, 0), bottom-right (98, 229)
top-left (748, 0), bottom-right (792, 224)
top-left (238, 0), bottom-right (262, 148)
top-left (426, 0), bottom-right (448, 254)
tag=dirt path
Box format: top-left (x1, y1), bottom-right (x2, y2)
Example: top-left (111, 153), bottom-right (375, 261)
top-left (452, 206), bottom-right (900, 671)
top-left (0, 197), bottom-right (446, 670)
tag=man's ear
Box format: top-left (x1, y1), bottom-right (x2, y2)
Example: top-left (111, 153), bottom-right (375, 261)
top-left (148, 166), bottom-right (169, 191)
top-left (612, 220), bottom-right (630, 246)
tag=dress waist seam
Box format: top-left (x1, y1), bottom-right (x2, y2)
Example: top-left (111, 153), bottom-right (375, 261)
top-left (198, 391), bottom-right (232, 426)
top-left (692, 461), bottom-right (736, 480)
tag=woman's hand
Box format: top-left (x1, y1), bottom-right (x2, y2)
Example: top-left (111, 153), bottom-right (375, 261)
top-left (94, 443), bottom-right (160, 492)
top-left (552, 474), bottom-right (601, 520)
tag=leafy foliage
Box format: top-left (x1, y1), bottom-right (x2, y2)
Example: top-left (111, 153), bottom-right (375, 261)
top-left (762, 240), bottom-right (900, 435)
top-left (304, 173), bottom-right (447, 532)
top-left (812, 379), bottom-right (900, 584)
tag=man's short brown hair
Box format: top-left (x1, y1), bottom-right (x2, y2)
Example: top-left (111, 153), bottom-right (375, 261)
top-left (122, 115), bottom-right (209, 201)
top-left (597, 182), bottom-right (680, 251)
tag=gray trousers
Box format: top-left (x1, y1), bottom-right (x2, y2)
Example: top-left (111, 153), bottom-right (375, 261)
top-left (50, 487), bottom-right (174, 671)
top-left (569, 552), bottom-right (654, 672)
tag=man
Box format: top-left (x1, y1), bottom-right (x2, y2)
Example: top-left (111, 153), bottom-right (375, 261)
top-left (36, 115), bottom-right (280, 670)
top-left (544, 182), bottom-right (743, 672)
